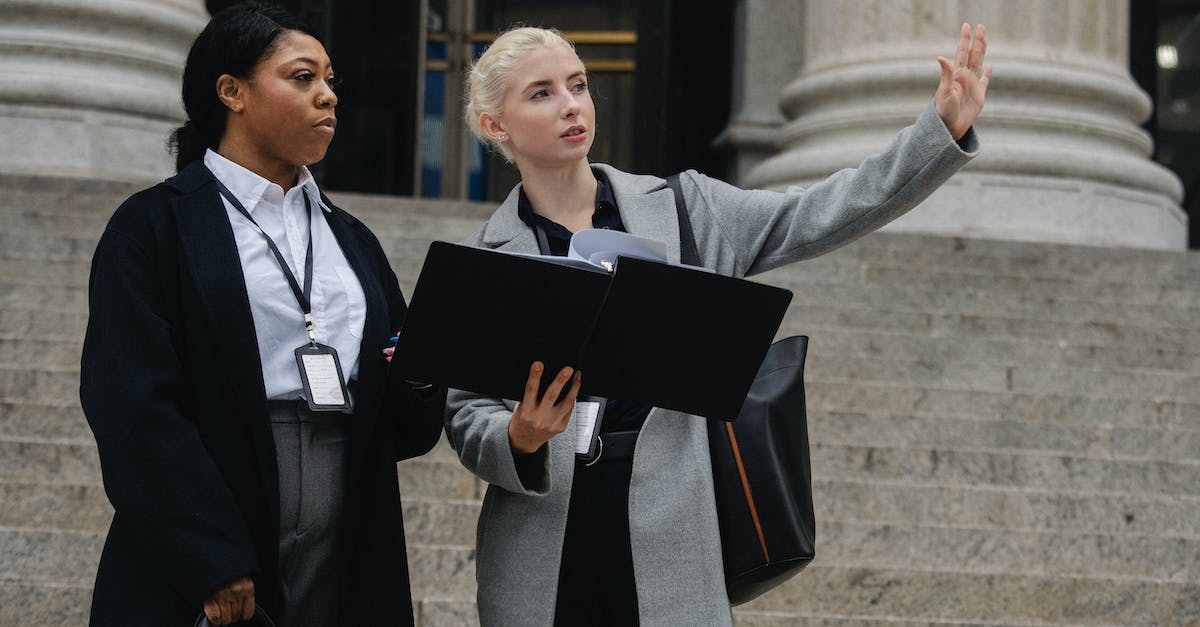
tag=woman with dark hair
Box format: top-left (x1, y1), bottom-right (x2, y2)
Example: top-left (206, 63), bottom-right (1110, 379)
top-left (79, 2), bottom-right (445, 625)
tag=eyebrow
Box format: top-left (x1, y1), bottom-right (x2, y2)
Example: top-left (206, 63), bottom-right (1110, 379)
top-left (284, 56), bottom-right (331, 69)
top-left (521, 71), bottom-right (587, 93)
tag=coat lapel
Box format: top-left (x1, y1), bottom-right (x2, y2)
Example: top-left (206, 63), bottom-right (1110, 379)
top-left (594, 164), bottom-right (682, 264)
top-left (167, 162), bottom-right (281, 528)
top-left (319, 202), bottom-right (387, 478)
top-left (480, 185), bottom-right (539, 253)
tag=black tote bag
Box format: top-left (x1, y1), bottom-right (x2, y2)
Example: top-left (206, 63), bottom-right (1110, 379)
top-left (707, 335), bottom-right (816, 604)
top-left (666, 174), bottom-right (817, 604)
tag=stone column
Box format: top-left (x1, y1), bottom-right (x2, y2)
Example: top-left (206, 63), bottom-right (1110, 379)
top-left (716, 0), bottom-right (805, 183)
top-left (0, 0), bottom-right (208, 183)
top-left (741, 0), bottom-right (1187, 250)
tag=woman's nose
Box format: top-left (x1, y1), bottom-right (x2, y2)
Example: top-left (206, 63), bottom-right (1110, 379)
top-left (318, 83), bottom-right (338, 108)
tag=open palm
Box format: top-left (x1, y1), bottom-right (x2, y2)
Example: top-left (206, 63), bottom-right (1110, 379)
top-left (935, 23), bottom-right (991, 141)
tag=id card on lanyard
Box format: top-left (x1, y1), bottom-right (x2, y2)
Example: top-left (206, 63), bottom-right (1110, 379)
top-left (217, 180), bottom-right (353, 412)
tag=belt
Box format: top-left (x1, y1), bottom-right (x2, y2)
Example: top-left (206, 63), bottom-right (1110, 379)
top-left (584, 430), bottom-right (640, 465)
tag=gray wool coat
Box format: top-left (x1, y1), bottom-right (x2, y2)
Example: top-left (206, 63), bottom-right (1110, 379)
top-left (445, 102), bottom-right (978, 626)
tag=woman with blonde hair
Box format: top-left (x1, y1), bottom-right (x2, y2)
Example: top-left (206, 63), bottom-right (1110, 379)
top-left (446, 24), bottom-right (990, 626)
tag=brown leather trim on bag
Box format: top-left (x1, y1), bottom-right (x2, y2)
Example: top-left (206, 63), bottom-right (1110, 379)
top-left (725, 422), bottom-right (771, 563)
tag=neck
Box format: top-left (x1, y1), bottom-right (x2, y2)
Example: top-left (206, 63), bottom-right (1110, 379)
top-left (216, 135), bottom-right (300, 192)
top-left (517, 160), bottom-right (596, 225)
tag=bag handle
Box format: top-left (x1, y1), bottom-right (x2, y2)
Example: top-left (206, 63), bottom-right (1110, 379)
top-left (665, 173), bottom-right (701, 267)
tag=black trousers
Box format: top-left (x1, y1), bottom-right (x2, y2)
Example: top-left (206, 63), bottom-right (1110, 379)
top-left (553, 456), bottom-right (640, 626)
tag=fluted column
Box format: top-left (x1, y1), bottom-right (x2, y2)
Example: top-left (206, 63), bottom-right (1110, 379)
top-left (0, 0), bottom-right (208, 183)
top-left (742, 0), bottom-right (1186, 250)
top-left (716, 0), bottom-right (805, 182)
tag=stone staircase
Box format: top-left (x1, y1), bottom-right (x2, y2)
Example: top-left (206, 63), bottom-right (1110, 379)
top-left (2, 173), bottom-right (1198, 625)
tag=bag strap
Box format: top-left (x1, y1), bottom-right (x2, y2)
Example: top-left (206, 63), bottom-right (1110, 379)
top-left (665, 173), bottom-right (701, 267)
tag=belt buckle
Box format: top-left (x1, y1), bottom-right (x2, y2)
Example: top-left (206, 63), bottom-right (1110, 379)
top-left (583, 435), bottom-right (604, 466)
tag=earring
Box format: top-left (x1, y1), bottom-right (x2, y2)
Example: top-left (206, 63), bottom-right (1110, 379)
top-left (496, 134), bottom-right (508, 141)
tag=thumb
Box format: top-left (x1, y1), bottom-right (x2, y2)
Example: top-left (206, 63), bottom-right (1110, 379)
top-left (936, 56), bottom-right (954, 81)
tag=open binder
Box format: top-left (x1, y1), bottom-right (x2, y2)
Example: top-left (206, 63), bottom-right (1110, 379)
top-left (391, 238), bottom-right (793, 421)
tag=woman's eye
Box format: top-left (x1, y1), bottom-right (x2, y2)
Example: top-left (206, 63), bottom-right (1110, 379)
top-left (326, 76), bottom-right (341, 89)
top-left (531, 89), bottom-right (549, 99)
top-left (572, 81), bottom-right (587, 92)
top-left (294, 72), bottom-right (315, 82)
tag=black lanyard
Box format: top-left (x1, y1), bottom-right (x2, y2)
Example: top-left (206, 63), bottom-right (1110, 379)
top-left (215, 179), bottom-right (319, 346)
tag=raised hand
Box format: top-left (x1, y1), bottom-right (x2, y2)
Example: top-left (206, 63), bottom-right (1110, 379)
top-left (935, 23), bottom-right (992, 141)
top-left (508, 361), bottom-right (582, 454)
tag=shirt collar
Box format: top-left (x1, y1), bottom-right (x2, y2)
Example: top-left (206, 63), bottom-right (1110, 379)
top-left (517, 169), bottom-right (618, 228)
top-left (203, 149), bottom-right (331, 214)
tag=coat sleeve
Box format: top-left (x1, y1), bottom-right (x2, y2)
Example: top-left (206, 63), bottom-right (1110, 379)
top-left (79, 219), bottom-right (258, 606)
top-left (445, 388), bottom-right (551, 495)
top-left (684, 102), bottom-right (979, 277)
top-left (378, 244), bottom-right (448, 461)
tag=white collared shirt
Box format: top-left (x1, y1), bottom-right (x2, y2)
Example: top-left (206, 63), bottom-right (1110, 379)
top-left (204, 149), bottom-right (366, 401)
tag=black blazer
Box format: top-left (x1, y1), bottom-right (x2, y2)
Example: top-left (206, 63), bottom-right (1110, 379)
top-left (79, 161), bottom-right (446, 626)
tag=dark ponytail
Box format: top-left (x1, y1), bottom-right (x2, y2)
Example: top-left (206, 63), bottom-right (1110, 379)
top-left (169, 2), bottom-right (319, 172)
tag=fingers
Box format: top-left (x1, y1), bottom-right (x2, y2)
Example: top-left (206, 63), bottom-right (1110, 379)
top-left (233, 577), bottom-right (254, 621)
top-left (954, 22), bottom-right (971, 69)
top-left (521, 361), bottom-right (544, 406)
top-left (968, 24), bottom-right (987, 73)
top-left (980, 64), bottom-right (993, 92)
top-left (936, 56), bottom-right (954, 83)
top-left (204, 599), bottom-right (221, 625)
top-left (541, 366), bottom-right (575, 406)
top-left (561, 371), bottom-right (583, 405)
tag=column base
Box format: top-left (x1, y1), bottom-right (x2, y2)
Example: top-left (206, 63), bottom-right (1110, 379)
top-left (0, 104), bottom-right (176, 184)
top-left (883, 172), bottom-right (1189, 251)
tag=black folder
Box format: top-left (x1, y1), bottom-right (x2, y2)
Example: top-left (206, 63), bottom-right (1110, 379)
top-left (392, 241), bottom-right (793, 420)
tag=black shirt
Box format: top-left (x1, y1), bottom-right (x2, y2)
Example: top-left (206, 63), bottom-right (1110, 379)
top-left (516, 172), bottom-right (652, 434)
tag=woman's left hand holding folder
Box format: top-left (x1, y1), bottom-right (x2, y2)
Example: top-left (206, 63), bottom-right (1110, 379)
top-left (508, 361), bottom-right (582, 455)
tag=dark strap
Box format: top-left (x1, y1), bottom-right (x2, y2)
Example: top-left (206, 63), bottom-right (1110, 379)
top-left (215, 179), bottom-right (315, 317)
top-left (665, 174), bottom-right (701, 267)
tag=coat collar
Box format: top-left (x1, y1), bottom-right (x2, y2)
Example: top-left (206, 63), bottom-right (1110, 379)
top-left (479, 163), bottom-right (684, 263)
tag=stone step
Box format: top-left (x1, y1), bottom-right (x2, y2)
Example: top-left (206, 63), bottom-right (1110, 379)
top-left (0, 233), bottom-right (99, 264)
top-left (0, 482), bottom-right (112, 532)
top-left (0, 528), bottom-right (101, 586)
top-left (816, 478), bottom-right (1200, 539)
top-left (0, 308), bottom-right (88, 339)
top-left (9, 434), bottom-right (1195, 513)
top-left (804, 327), bottom-right (1200, 372)
top-left (810, 440), bottom-right (1200, 496)
top-left (0, 581), bottom-right (91, 627)
top-left (805, 356), bottom-right (1200, 404)
top-left (740, 564), bottom-right (1200, 624)
top-left (0, 259), bottom-right (89, 289)
top-left (404, 544), bottom-right (1200, 623)
top-left (413, 599), bottom-right (478, 627)
top-left (0, 438), bottom-right (481, 501)
top-left (0, 338), bottom-right (83, 370)
top-left (7, 347), bottom-right (1199, 409)
top-left (810, 410), bottom-right (1200, 462)
top-left (10, 325), bottom-right (1200, 385)
top-left (771, 279), bottom-right (1200, 329)
top-left (831, 234), bottom-right (1200, 287)
top-left (806, 381), bottom-right (1200, 431)
top-left (0, 285), bottom-right (87, 313)
top-left (786, 303), bottom-right (1200, 350)
top-left (0, 401), bottom-right (92, 442)
top-left (7, 468), bottom-right (1200, 545)
top-left (817, 520), bottom-right (1199, 582)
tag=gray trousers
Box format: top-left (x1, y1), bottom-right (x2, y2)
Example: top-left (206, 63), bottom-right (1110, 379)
top-left (268, 400), bottom-right (351, 627)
